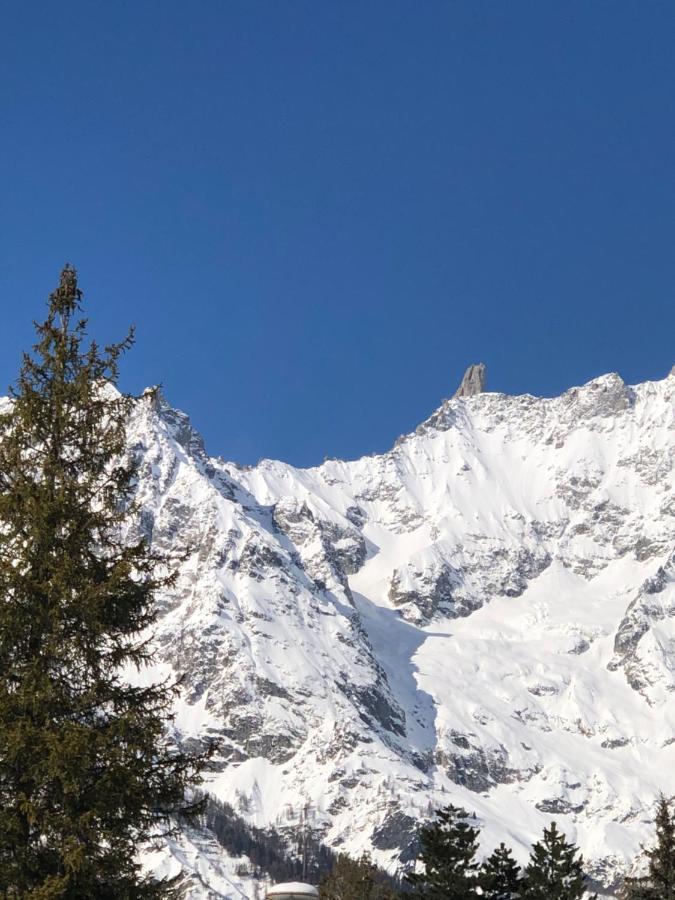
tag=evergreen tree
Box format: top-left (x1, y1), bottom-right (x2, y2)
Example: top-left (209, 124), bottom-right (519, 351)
top-left (645, 795), bottom-right (675, 899)
top-left (621, 795), bottom-right (675, 900)
top-left (320, 852), bottom-right (398, 899)
top-left (0, 266), bottom-right (207, 898)
top-left (619, 881), bottom-right (658, 900)
top-left (405, 804), bottom-right (480, 898)
top-left (521, 822), bottom-right (596, 900)
top-left (479, 842), bottom-right (522, 899)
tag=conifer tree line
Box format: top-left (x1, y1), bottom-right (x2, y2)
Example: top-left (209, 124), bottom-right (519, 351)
top-left (0, 267), bottom-right (208, 897)
top-left (203, 794), bottom-right (342, 886)
top-left (401, 804), bottom-right (596, 899)
top-left (201, 791), bottom-right (675, 899)
top-left (317, 796), bottom-right (675, 899)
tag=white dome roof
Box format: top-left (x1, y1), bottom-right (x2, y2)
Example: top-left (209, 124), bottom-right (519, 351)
top-left (266, 884), bottom-right (319, 898)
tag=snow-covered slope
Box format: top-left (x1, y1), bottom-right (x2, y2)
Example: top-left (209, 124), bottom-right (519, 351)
top-left (144, 825), bottom-right (262, 900)
top-left (87, 369), bottom-right (675, 891)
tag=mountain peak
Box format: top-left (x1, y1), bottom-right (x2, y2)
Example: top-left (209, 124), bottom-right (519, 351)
top-left (454, 363), bottom-right (486, 398)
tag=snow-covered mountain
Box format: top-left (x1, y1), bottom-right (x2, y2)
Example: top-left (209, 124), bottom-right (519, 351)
top-left (124, 367), bottom-right (674, 893)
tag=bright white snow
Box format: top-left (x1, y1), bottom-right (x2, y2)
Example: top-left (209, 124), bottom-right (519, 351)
top-left (7, 370), bottom-right (675, 895)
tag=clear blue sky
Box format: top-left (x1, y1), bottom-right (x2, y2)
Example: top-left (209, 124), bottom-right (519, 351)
top-left (1, 2), bottom-right (673, 466)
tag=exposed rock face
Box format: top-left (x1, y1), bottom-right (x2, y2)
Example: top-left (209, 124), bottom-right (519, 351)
top-left (454, 362), bottom-right (486, 398)
top-left (8, 369), bottom-right (674, 893)
top-left (608, 549), bottom-right (675, 702)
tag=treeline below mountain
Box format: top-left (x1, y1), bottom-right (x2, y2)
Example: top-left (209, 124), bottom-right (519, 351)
top-left (203, 794), bottom-right (341, 885)
top-left (198, 793), bottom-right (675, 899)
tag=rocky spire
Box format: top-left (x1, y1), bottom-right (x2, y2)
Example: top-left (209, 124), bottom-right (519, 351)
top-left (454, 363), bottom-right (486, 398)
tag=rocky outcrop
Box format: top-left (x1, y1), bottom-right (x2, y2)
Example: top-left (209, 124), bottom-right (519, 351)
top-left (388, 563), bottom-right (459, 624)
top-left (454, 362), bottom-right (486, 398)
top-left (608, 549), bottom-right (675, 701)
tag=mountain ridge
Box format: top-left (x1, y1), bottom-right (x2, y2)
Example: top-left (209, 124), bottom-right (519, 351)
top-left (4, 367), bottom-right (675, 895)
top-left (136, 367), bottom-right (674, 893)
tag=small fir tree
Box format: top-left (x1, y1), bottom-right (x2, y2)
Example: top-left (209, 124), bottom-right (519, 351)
top-left (521, 822), bottom-right (596, 900)
top-left (0, 267), bottom-right (207, 897)
top-left (319, 852), bottom-right (398, 899)
top-left (479, 842), bottom-right (522, 899)
top-left (405, 804), bottom-right (480, 898)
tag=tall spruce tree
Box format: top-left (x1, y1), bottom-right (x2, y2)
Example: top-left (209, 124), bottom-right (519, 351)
top-left (521, 822), bottom-right (596, 900)
top-left (621, 795), bottom-right (675, 900)
top-left (479, 842), bottom-right (522, 899)
top-left (0, 267), bottom-right (206, 898)
top-left (645, 795), bottom-right (675, 899)
top-left (405, 804), bottom-right (481, 898)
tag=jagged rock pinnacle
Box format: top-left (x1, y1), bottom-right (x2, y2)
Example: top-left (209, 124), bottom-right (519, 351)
top-left (454, 363), bottom-right (486, 398)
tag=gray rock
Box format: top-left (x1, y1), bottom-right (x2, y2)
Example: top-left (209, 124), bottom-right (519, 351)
top-left (388, 563), bottom-right (463, 624)
top-left (536, 797), bottom-right (585, 815)
top-left (608, 550), bottom-right (675, 696)
top-left (454, 363), bottom-right (487, 398)
top-left (436, 739), bottom-right (541, 793)
top-left (560, 373), bottom-right (633, 423)
top-left (371, 809), bottom-right (418, 862)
